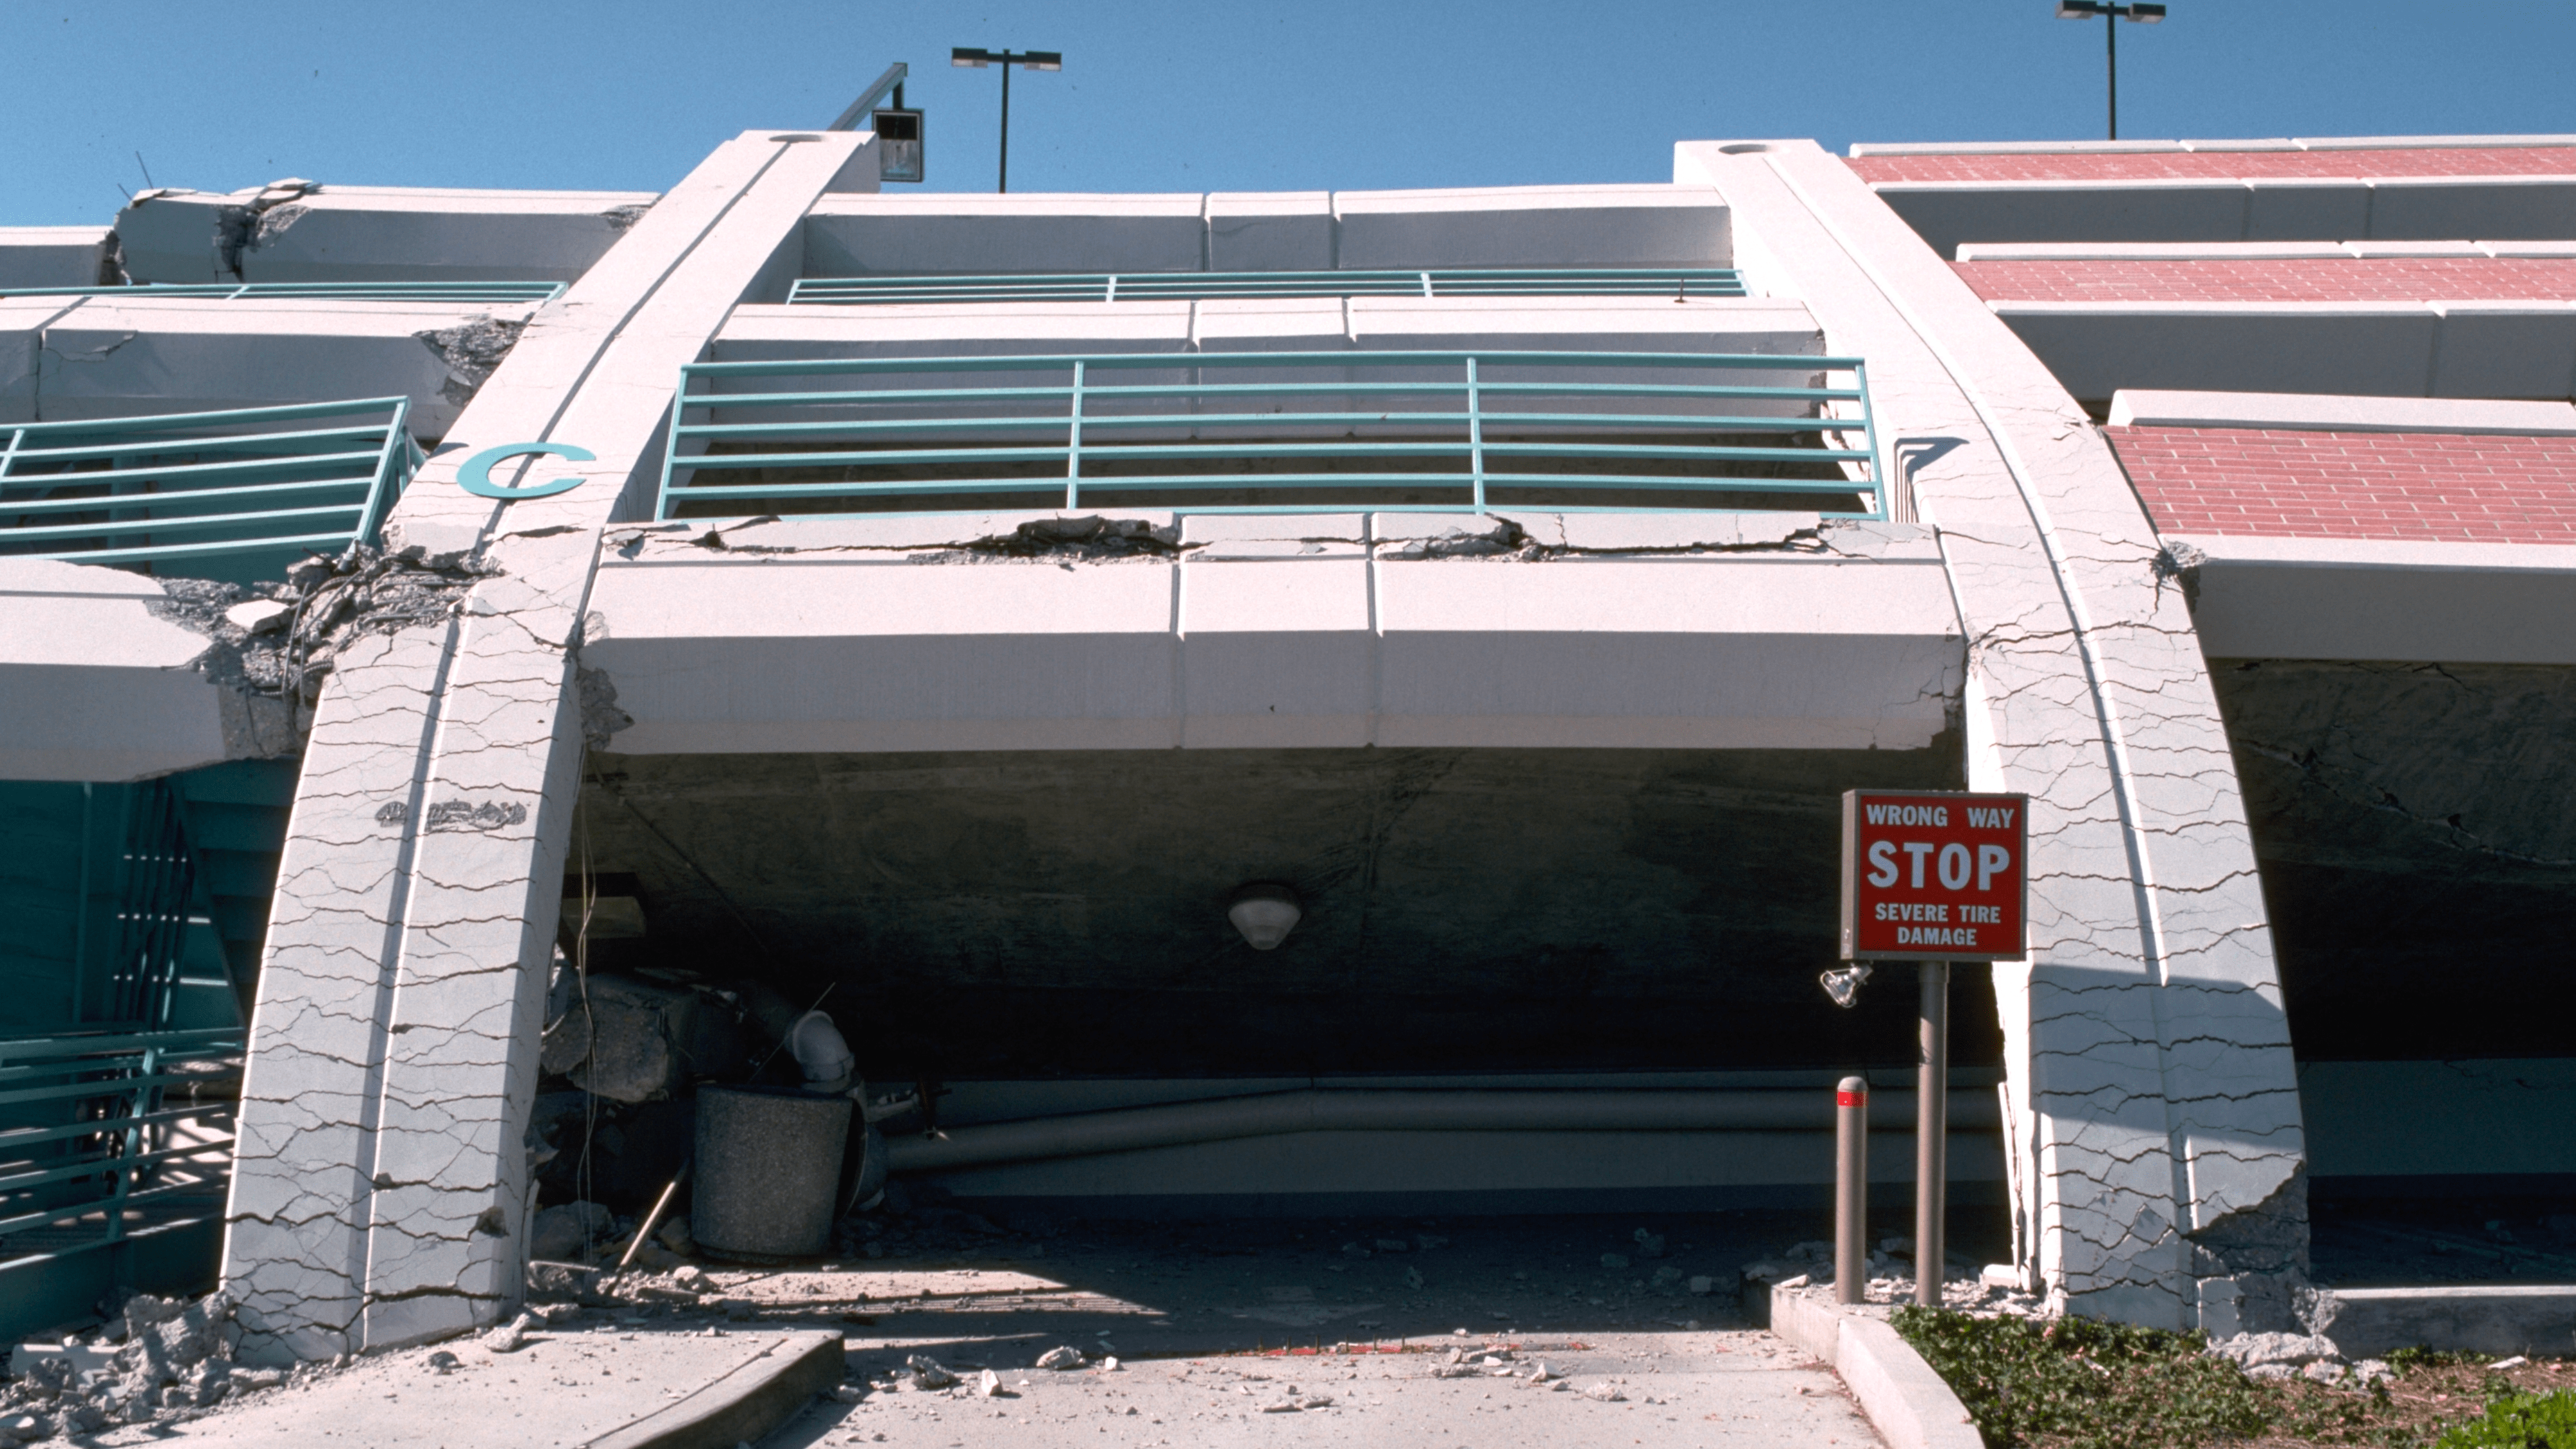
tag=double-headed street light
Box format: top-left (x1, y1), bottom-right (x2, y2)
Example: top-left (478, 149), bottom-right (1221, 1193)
top-left (2055, 2), bottom-right (2166, 140)
top-left (951, 46), bottom-right (1062, 193)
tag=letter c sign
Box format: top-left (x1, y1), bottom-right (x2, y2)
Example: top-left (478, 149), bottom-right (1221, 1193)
top-left (457, 441), bottom-right (596, 500)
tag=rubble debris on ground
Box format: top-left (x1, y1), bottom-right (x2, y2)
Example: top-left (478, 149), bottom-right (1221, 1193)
top-left (0, 1290), bottom-right (265, 1444)
top-left (1741, 1236), bottom-right (2022, 1314)
top-left (2201, 1330), bottom-right (2392, 1387)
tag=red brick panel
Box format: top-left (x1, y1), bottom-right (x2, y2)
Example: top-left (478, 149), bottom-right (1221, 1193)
top-left (2108, 426), bottom-right (2576, 543)
top-left (1954, 256), bottom-right (2576, 303)
top-left (1848, 147), bottom-right (2576, 185)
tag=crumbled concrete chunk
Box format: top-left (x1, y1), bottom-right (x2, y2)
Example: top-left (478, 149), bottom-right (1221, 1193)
top-left (904, 1354), bottom-right (957, 1389)
top-left (222, 598), bottom-right (294, 634)
top-left (1034, 1347), bottom-right (1085, 1371)
top-left (482, 1312), bottom-right (535, 1353)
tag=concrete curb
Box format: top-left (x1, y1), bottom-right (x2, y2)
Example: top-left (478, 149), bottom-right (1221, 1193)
top-left (1770, 1285), bottom-right (1982, 1449)
top-left (580, 1329), bottom-right (844, 1449)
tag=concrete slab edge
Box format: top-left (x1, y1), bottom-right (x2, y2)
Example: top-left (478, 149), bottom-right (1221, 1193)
top-left (580, 1329), bottom-right (844, 1449)
top-left (2325, 1287), bottom-right (2576, 1359)
top-left (2108, 388), bottom-right (2576, 435)
top-left (1770, 1285), bottom-right (1982, 1449)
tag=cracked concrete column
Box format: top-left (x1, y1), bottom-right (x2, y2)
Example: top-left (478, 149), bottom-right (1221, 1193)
top-left (222, 130), bottom-right (876, 1359)
top-left (1680, 142), bottom-right (2309, 1332)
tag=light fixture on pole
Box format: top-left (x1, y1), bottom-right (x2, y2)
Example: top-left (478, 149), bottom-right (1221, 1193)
top-left (828, 62), bottom-right (924, 184)
top-left (2054, 2), bottom-right (2165, 140)
top-left (951, 46), bottom-right (1063, 193)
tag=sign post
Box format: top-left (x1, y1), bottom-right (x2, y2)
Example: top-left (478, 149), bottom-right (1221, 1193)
top-left (1839, 790), bottom-right (2029, 1308)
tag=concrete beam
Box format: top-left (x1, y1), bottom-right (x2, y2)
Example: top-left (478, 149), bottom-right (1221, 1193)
top-left (2168, 534), bottom-right (2576, 665)
top-left (1850, 135), bottom-right (2576, 156)
top-left (1331, 185), bottom-right (1731, 270)
top-left (1875, 177), bottom-right (2576, 260)
top-left (2108, 389), bottom-right (2576, 433)
top-left (1960, 240), bottom-right (2576, 261)
top-left (0, 560), bottom-right (226, 782)
top-left (801, 184), bottom-right (1732, 276)
top-left (14, 296), bottom-right (544, 435)
top-left (114, 184), bottom-right (661, 285)
top-left (1993, 300), bottom-right (2576, 403)
top-left (0, 226), bottom-right (113, 288)
top-left (580, 511), bottom-right (1961, 755)
top-left (712, 294), bottom-right (1825, 379)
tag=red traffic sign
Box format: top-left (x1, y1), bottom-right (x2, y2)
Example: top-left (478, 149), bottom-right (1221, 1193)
top-left (1839, 790), bottom-right (2029, 961)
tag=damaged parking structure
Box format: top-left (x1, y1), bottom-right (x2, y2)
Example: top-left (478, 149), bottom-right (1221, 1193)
top-left (5, 124), bottom-right (2573, 1379)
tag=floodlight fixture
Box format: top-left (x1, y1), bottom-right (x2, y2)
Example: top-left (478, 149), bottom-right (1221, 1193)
top-left (2056, 1), bottom-right (2168, 140)
top-left (952, 46), bottom-right (1063, 191)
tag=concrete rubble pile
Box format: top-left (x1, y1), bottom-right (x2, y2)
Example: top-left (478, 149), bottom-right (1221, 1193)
top-left (1741, 1235), bottom-right (2014, 1314)
top-left (2204, 1331), bottom-right (2393, 1388)
top-left (0, 1291), bottom-right (292, 1446)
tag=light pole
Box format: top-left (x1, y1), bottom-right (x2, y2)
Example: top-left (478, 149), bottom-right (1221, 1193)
top-left (951, 46), bottom-right (1062, 193)
top-left (2055, 2), bottom-right (2165, 140)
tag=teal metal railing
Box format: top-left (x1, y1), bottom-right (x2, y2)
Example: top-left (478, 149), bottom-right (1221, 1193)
top-left (788, 268), bottom-right (1745, 306)
top-left (0, 280), bottom-right (565, 305)
top-left (1, 397), bottom-right (423, 575)
top-left (656, 349), bottom-right (1881, 519)
top-left (0, 1027), bottom-right (242, 1323)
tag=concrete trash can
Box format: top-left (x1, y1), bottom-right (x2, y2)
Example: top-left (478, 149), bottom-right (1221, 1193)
top-left (692, 1084), bottom-right (851, 1262)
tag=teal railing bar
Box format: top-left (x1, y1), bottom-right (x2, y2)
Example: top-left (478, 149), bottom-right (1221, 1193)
top-left (1, 398), bottom-right (419, 574)
top-left (658, 350), bottom-right (1882, 520)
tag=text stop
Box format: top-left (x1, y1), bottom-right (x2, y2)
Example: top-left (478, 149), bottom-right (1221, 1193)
top-left (1839, 790), bottom-right (2029, 961)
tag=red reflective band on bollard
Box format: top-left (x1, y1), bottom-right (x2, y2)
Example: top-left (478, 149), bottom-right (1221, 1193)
top-left (1834, 1075), bottom-right (1868, 1307)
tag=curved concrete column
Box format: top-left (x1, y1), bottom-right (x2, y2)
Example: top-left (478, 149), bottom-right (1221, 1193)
top-left (221, 130), bottom-right (878, 1360)
top-left (1679, 141), bottom-right (2308, 1333)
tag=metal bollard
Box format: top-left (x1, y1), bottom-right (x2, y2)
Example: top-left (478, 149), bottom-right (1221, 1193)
top-left (1835, 1075), bottom-right (1868, 1305)
top-left (1915, 961), bottom-right (1951, 1308)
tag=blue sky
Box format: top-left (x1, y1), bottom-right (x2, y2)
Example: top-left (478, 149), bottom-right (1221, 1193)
top-left (6, 1), bottom-right (2575, 225)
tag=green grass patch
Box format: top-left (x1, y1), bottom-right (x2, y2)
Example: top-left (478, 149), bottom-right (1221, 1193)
top-left (1889, 1305), bottom-right (2269, 1449)
top-left (2432, 1389), bottom-right (2576, 1448)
